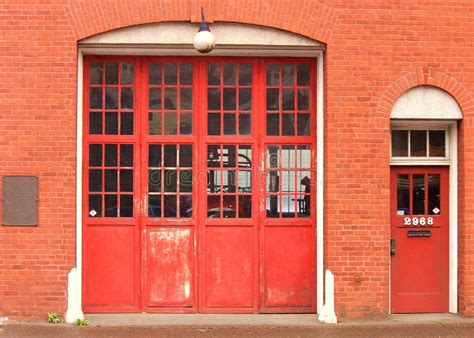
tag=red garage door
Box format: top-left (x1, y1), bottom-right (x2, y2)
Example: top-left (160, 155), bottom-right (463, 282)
top-left (82, 57), bottom-right (317, 313)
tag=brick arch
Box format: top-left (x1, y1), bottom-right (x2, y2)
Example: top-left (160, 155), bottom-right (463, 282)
top-left (377, 67), bottom-right (474, 119)
top-left (65, 0), bottom-right (337, 43)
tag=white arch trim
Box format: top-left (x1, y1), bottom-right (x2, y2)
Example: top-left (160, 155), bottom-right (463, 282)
top-left (390, 86), bottom-right (462, 120)
top-left (69, 22), bottom-right (326, 322)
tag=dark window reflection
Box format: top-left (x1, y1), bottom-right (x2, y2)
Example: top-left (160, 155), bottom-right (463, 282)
top-left (428, 174), bottom-right (441, 215)
top-left (397, 174), bottom-right (410, 216)
top-left (412, 174), bottom-right (425, 215)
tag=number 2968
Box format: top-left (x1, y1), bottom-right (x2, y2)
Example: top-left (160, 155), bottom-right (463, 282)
top-left (403, 217), bottom-right (433, 226)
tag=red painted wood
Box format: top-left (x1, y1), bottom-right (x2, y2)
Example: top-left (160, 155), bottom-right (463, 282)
top-left (83, 56), bottom-right (317, 314)
top-left (390, 166), bottom-right (449, 313)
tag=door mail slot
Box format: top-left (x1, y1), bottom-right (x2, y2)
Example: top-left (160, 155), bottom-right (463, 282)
top-left (407, 230), bottom-right (431, 237)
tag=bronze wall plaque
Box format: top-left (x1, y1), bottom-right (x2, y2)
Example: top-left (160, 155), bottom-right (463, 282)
top-left (2, 176), bottom-right (38, 226)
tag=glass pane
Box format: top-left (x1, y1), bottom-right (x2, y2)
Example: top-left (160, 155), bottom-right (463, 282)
top-left (180, 170), bottom-right (193, 192)
top-left (410, 130), bottom-right (427, 157)
top-left (298, 89), bottom-right (310, 110)
top-left (239, 114), bottom-right (251, 135)
top-left (105, 87), bottom-right (118, 109)
top-left (266, 64), bottom-right (279, 86)
top-left (429, 130), bottom-right (446, 157)
top-left (120, 195), bottom-right (133, 217)
top-left (266, 114), bottom-right (279, 135)
top-left (239, 64), bottom-right (252, 86)
top-left (207, 145), bottom-right (220, 168)
top-left (89, 169), bottom-right (102, 192)
top-left (105, 144), bottom-right (118, 166)
top-left (297, 114), bottom-right (310, 136)
top-left (282, 65), bottom-right (294, 86)
top-left (180, 113), bottom-right (192, 135)
top-left (391, 130), bottom-right (408, 157)
top-left (282, 171), bottom-right (295, 193)
top-left (397, 174), bottom-right (410, 216)
top-left (208, 113), bottom-right (221, 135)
top-left (89, 144), bottom-right (102, 167)
top-left (428, 174), bottom-right (441, 215)
top-left (207, 170), bottom-right (220, 193)
top-left (149, 63), bottom-right (162, 85)
top-left (208, 88), bottom-right (221, 110)
top-left (119, 145), bottom-right (133, 168)
top-left (164, 145), bottom-right (177, 167)
top-left (105, 63), bottom-right (118, 85)
top-left (239, 88), bottom-right (251, 111)
top-left (164, 195), bottom-right (177, 217)
top-left (267, 171), bottom-right (279, 192)
top-left (164, 63), bottom-right (177, 85)
top-left (180, 63), bottom-right (193, 85)
top-left (282, 145), bottom-right (296, 168)
top-left (207, 195), bottom-right (220, 218)
top-left (223, 145), bottom-right (236, 167)
top-left (223, 113), bottom-right (236, 135)
top-left (164, 112), bottom-right (177, 135)
top-left (239, 195), bottom-right (252, 218)
top-left (266, 196), bottom-right (279, 218)
top-left (238, 170), bottom-right (252, 193)
top-left (266, 89), bottom-right (279, 110)
top-left (148, 169), bottom-right (161, 192)
top-left (89, 195), bottom-right (102, 217)
top-left (105, 169), bottom-right (118, 192)
top-left (90, 87), bottom-right (102, 109)
top-left (148, 112), bottom-right (162, 135)
top-left (208, 64), bottom-right (220, 85)
top-left (90, 62), bottom-right (103, 84)
top-left (105, 112), bottom-right (118, 135)
top-left (298, 171), bottom-right (311, 193)
top-left (179, 145), bottom-right (193, 167)
top-left (223, 88), bottom-right (236, 110)
top-left (164, 169), bottom-right (177, 192)
top-left (266, 145), bottom-right (279, 168)
top-left (120, 112), bottom-right (133, 135)
top-left (148, 145), bottom-right (162, 167)
top-left (121, 63), bottom-right (134, 85)
top-left (222, 170), bottom-right (236, 192)
top-left (297, 194), bottom-right (310, 217)
top-left (120, 169), bottom-right (133, 192)
top-left (105, 194), bottom-right (118, 217)
top-left (148, 195), bottom-right (161, 217)
top-left (282, 89), bottom-right (294, 111)
top-left (282, 113), bottom-right (295, 136)
top-left (297, 145), bottom-right (311, 168)
top-left (89, 112), bottom-right (102, 134)
top-left (180, 88), bottom-right (192, 110)
top-left (297, 64), bottom-right (310, 86)
top-left (149, 88), bottom-right (162, 109)
top-left (180, 195), bottom-right (192, 217)
top-left (282, 195), bottom-right (295, 218)
top-left (223, 195), bottom-right (236, 218)
top-left (223, 63), bottom-right (236, 85)
top-left (121, 88), bottom-right (133, 109)
top-left (412, 174), bottom-right (425, 215)
top-left (238, 145), bottom-right (252, 168)
top-left (164, 88), bottom-right (177, 110)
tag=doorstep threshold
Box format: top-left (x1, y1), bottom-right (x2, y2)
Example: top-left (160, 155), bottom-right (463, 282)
top-left (85, 313), bottom-right (320, 327)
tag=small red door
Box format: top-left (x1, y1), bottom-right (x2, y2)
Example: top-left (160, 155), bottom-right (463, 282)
top-left (390, 166), bottom-right (449, 313)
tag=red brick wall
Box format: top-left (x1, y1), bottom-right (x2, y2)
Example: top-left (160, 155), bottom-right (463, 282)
top-left (1, 0), bottom-right (474, 320)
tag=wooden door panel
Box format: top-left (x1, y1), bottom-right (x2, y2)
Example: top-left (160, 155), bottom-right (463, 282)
top-left (261, 226), bottom-right (315, 310)
top-left (203, 226), bottom-right (255, 309)
top-left (144, 227), bottom-right (194, 307)
top-left (84, 225), bottom-right (137, 309)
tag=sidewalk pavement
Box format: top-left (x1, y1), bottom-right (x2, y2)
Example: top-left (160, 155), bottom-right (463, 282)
top-left (2, 313), bottom-right (474, 337)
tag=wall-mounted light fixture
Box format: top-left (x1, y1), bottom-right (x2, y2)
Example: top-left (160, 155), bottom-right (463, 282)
top-left (193, 7), bottom-right (216, 53)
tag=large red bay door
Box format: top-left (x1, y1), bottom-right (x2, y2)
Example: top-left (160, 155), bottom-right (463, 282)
top-left (390, 166), bottom-right (449, 313)
top-left (83, 57), bottom-right (317, 313)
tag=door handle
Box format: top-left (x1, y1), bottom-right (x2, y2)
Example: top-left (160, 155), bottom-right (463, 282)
top-left (390, 239), bottom-right (396, 257)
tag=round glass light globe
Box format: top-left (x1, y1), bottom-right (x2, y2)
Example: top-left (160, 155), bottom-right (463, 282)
top-left (193, 30), bottom-right (216, 53)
